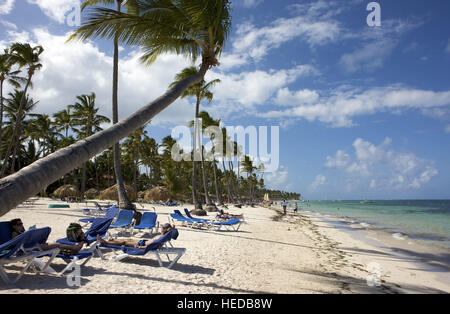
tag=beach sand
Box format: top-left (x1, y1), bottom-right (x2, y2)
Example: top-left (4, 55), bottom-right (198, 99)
top-left (0, 198), bottom-right (449, 294)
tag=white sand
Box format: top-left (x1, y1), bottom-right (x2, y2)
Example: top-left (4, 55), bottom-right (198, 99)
top-left (0, 198), bottom-right (449, 294)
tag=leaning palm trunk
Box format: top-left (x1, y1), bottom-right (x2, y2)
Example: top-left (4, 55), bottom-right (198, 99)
top-left (0, 64), bottom-right (209, 214)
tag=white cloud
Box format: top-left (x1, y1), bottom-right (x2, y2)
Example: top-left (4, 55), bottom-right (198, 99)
top-left (27, 0), bottom-right (79, 24)
top-left (264, 166), bottom-right (289, 190)
top-left (258, 85), bottom-right (450, 128)
top-left (325, 138), bottom-right (438, 191)
top-left (241, 0), bottom-right (263, 8)
top-left (3, 28), bottom-right (194, 127)
top-left (310, 174), bottom-right (326, 190)
top-left (0, 20), bottom-right (17, 30)
top-left (0, 0), bottom-right (15, 15)
top-left (275, 88), bottom-right (319, 106)
top-left (208, 64), bottom-right (317, 112)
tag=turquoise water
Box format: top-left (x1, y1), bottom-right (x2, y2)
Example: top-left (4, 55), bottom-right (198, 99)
top-left (290, 200), bottom-right (450, 247)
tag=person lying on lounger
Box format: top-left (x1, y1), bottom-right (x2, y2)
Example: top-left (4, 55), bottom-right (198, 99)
top-left (9, 218), bottom-right (85, 255)
top-left (96, 223), bottom-right (175, 249)
top-left (216, 209), bottom-right (244, 220)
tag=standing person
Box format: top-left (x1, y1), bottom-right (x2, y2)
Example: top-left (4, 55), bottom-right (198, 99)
top-left (282, 200), bottom-right (287, 215)
top-left (294, 202), bottom-right (298, 214)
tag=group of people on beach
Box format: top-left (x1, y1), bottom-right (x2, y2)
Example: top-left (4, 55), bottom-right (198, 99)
top-left (7, 218), bottom-right (175, 253)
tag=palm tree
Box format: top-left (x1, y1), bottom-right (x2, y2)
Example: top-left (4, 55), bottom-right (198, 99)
top-left (174, 67), bottom-right (220, 211)
top-left (81, 0), bottom-right (139, 210)
top-left (28, 114), bottom-right (61, 157)
top-left (0, 48), bottom-right (27, 162)
top-left (199, 111), bottom-right (222, 205)
top-left (0, 0), bottom-right (231, 215)
top-left (1, 90), bottom-right (38, 176)
top-left (53, 108), bottom-right (74, 139)
top-left (1, 43), bottom-right (43, 177)
top-left (241, 155), bottom-right (256, 202)
top-left (70, 93), bottom-right (111, 201)
top-left (123, 126), bottom-right (147, 197)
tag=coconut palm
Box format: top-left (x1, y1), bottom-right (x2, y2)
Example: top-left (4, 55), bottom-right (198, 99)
top-left (1, 43), bottom-right (43, 177)
top-left (175, 68), bottom-right (220, 210)
top-left (1, 90), bottom-right (38, 175)
top-left (52, 108), bottom-right (74, 139)
top-left (70, 93), bottom-right (111, 201)
top-left (81, 0), bottom-right (140, 210)
top-left (0, 0), bottom-right (231, 214)
top-left (0, 49), bottom-right (27, 162)
top-left (28, 114), bottom-right (61, 157)
top-left (199, 111), bottom-right (222, 205)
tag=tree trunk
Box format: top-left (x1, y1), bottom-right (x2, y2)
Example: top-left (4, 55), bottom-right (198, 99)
top-left (112, 1), bottom-right (134, 210)
top-left (212, 158), bottom-right (221, 205)
top-left (0, 80), bottom-right (4, 162)
top-left (0, 63), bottom-right (209, 214)
top-left (81, 162), bottom-right (87, 201)
top-left (222, 159), bottom-right (233, 203)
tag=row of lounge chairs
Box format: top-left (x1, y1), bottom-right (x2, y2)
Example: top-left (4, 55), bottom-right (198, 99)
top-left (170, 209), bottom-right (243, 231)
top-left (0, 207), bottom-right (185, 285)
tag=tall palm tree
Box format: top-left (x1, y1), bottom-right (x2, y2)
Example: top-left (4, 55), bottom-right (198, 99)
top-left (53, 108), bottom-right (74, 139)
top-left (0, 48), bottom-right (27, 162)
top-left (70, 93), bottom-right (111, 201)
top-left (199, 111), bottom-right (222, 205)
top-left (81, 0), bottom-right (139, 210)
top-left (28, 114), bottom-right (61, 157)
top-left (123, 126), bottom-right (146, 197)
top-left (1, 43), bottom-right (43, 177)
top-left (173, 67), bottom-right (220, 211)
top-left (1, 90), bottom-right (37, 176)
top-left (241, 155), bottom-right (256, 202)
top-left (0, 0), bottom-right (231, 215)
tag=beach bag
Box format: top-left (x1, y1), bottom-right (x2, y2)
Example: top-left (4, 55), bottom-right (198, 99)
top-left (66, 223), bottom-right (85, 243)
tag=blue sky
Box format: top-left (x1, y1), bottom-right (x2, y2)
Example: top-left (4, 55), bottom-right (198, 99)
top-left (0, 0), bottom-right (449, 200)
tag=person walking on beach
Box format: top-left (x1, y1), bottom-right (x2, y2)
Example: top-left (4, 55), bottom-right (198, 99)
top-left (294, 202), bottom-right (298, 214)
top-left (282, 200), bottom-right (287, 215)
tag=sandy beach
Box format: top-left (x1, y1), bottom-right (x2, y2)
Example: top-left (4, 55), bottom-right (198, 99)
top-left (0, 198), bottom-right (449, 294)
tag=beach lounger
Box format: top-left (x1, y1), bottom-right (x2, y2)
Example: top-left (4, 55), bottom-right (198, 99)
top-left (79, 206), bottom-right (119, 225)
top-left (210, 218), bottom-right (243, 231)
top-left (0, 226), bottom-right (59, 284)
top-left (100, 229), bottom-right (185, 269)
top-left (57, 217), bottom-right (114, 259)
top-left (133, 212), bottom-right (158, 236)
top-left (109, 210), bottom-right (135, 235)
top-left (170, 212), bottom-right (210, 229)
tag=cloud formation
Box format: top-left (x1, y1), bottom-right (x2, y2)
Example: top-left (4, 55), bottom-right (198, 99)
top-left (325, 138), bottom-right (438, 191)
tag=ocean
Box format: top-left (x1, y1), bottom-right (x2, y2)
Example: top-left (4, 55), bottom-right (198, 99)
top-left (289, 200), bottom-right (450, 249)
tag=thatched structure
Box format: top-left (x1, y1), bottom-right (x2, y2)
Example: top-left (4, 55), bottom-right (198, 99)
top-left (142, 186), bottom-right (171, 202)
top-left (98, 184), bottom-right (136, 201)
top-left (85, 188), bottom-right (100, 200)
top-left (53, 185), bottom-right (79, 198)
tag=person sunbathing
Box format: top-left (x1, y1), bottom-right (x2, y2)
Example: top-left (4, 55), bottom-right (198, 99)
top-left (216, 209), bottom-right (244, 220)
top-left (96, 223), bottom-right (174, 249)
top-left (9, 218), bottom-right (84, 255)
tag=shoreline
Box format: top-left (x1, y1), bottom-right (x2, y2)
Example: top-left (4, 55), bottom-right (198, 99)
top-left (0, 198), bottom-right (449, 294)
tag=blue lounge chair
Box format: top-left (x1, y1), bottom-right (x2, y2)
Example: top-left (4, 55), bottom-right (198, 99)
top-left (56, 217), bottom-right (114, 260)
top-left (170, 212), bottom-right (208, 229)
top-left (79, 206), bottom-right (119, 225)
top-left (100, 229), bottom-right (185, 269)
top-left (109, 210), bottom-right (135, 235)
top-left (183, 208), bottom-right (212, 224)
top-left (133, 212), bottom-right (158, 236)
top-left (0, 226), bottom-right (59, 284)
top-left (210, 218), bottom-right (243, 231)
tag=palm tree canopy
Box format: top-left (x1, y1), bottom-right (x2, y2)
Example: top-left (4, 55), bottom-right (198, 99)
top-left (170, 66), bottom-right (221, 100)
top-left (69, 93), bottom-right (111, 137)
top-left (69, 0), bottom-right (232, 67)
top-left (0, 49), bottom-right (27, 88)
top-left (8, 43), bottom-right (44, 77)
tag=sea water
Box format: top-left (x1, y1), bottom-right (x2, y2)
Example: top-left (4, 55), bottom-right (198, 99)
top-left (290, 200), bottom-right (450, 249)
